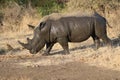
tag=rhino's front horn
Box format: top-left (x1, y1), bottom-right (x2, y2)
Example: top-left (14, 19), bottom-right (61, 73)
top-left (18, 41), bottom-right (31, 50)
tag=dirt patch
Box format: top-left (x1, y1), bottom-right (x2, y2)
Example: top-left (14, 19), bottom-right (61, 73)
top-left (0, 58), bottom-right (120, 80)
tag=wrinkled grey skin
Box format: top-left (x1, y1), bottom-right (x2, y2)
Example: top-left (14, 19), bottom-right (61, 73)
top-left (18, 13), bottom-right (111, 55)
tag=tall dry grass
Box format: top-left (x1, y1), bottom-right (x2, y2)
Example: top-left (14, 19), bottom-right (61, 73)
top-left (0, 2), bottom-right (40, 34)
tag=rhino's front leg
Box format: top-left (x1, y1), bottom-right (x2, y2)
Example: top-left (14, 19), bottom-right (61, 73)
top-left (58, 37), bottom-right (70, 54)
top-left (44, 43), bottom-right (54, 55)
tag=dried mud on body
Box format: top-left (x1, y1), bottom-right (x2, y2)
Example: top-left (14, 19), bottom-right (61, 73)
top-left (0, 32), bottom-right (120, 80)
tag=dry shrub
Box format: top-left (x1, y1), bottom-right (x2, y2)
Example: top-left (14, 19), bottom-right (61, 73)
top-left (106, 9), bottom-right (120, 38)
top-left (18, 12), bottom-right (40, 32)
top-left (1, 2), bottom-right (22, 31)
top-left (0, 2), bottom-right (40, 33)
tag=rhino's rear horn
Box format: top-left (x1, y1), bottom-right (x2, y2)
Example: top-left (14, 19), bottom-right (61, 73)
top-left (27, 38), bottom-right (32, 43)
top-left (18, 40), bottom-right (31, 50)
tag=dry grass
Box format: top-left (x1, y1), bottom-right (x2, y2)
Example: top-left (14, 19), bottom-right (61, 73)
top-left (0, 2), bottom-right (40, 33)
top-left (16, 44), bottom-right (120, 71)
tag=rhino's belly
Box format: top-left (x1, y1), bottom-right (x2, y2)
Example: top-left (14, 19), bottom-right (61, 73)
top-left (69, 35), bottom-right (90, 42)
top-left (68, 24), bottom-right (92, 42)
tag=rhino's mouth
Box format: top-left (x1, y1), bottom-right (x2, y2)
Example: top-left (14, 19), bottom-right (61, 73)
top-left (18, 37), bottom-right (45, 54)
top-left (18, 37), bottom-right (40, 54)
top-left (18, 40), bottom-right (41, 54)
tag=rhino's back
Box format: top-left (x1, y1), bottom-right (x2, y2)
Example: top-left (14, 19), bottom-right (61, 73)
top-left (50, 16), bottom-right (94, 42)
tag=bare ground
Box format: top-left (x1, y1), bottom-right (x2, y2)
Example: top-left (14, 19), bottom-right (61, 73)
top-left (0, 32), bottom-right (120, 80)
top-left (0, 58), bottom-right (120, 80)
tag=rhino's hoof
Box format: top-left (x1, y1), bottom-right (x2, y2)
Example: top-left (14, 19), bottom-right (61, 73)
top-left (42, 53), bottom-right (49, 56)
top-left (63, 52), bottom-right (70, 55)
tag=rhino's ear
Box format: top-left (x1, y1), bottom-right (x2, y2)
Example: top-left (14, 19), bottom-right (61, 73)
top-left (28, 24), bottom-right (35, 30)
top-left (39, 22), bottom-right (46, 30)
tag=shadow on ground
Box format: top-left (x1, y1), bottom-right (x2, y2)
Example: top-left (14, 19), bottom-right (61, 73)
top-left (0, 36), bottom-right (120, 55)
top-left (0, 49), bottom-right (6, 55)
top-left (0, 48), bottom-right (21, 55)
top-left (112, 37), bottom-right (120, 47)
top-left (50, 37), bottom-right (120, 55)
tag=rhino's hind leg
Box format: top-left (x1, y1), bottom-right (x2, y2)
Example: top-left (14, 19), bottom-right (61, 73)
top-left (96, 32), bottom-right (112, 47)
top-left (101, 35), bottom-right (112, 47)
top-left (58, 37), bottom-right (70, 55)
top-left (92, 35), bottom-right (100, 49)
top-left (95, 25), bottom-right (112, 47)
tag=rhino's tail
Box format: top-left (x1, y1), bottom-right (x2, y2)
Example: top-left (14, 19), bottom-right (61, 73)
top-left (106, 20), bottom-right (112, 28)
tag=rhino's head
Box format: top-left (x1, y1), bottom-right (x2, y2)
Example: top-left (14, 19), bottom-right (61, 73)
top-left (18, 22), bottom-right (49, 54)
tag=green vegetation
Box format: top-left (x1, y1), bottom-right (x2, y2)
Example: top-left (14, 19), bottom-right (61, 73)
top-left (0, 0), bottom-right (120, 16)
top-left (37, 0), bottom-right (65, 16)
top-left (0, 0), bottom-right (65, 16)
